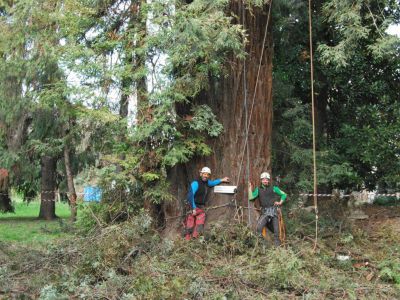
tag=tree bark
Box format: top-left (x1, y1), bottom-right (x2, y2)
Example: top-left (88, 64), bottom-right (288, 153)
top-left (64, 146), bottom-right (77, 221)
top-left (0, 168), bottom-right (13, 213)
top-left (38, 156), bottom-right (57, 220)
top-left (164, 2), bottom-right (274, 235)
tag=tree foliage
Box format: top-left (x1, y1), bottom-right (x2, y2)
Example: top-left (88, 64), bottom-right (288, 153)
top-left (272, 0), bottom-right (399, 192)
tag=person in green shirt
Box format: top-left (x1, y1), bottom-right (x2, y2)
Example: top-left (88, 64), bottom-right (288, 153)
top-left (248, 172), bottom-right (287, 246)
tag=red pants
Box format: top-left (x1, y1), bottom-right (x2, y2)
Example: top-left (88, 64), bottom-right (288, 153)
top-left (184, 208), bottom-right (206, 240)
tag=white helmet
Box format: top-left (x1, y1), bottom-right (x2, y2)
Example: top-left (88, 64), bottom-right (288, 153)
top-left (260, 172), bottom-right (271, 180)
top-left (200, 167), bottom-right (211, 174)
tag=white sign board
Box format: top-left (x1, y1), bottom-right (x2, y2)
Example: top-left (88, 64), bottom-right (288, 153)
top-left (214, 185), bottom-right (237, 194)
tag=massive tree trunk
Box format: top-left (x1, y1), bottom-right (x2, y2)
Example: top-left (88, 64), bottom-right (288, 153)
top-left (39, 156), bottom-right (57, 220)
top-left (164, 2), bottom-right (274, 235)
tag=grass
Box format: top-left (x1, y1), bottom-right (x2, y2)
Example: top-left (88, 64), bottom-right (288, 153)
top-left (0, 197), bottom-right (74, 246)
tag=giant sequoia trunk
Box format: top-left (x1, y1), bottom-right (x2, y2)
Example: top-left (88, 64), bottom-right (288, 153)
top-left (164, 2), bottom-right (274, 235)
top-left (38, 156), bottom-right (57, 220)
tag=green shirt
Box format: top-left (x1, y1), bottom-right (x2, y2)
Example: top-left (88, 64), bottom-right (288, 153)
top-left (249, 185), bottom-right (287, 203)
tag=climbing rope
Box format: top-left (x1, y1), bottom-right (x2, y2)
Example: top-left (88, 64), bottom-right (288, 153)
top-left (308, 0), bottom-right (319, 251)
top-left (234, 0), bottom-right (275, 239)
top-left (232, 0), bottom-right (274, 228)
top-left (242, 0), bottom-right (252, 228)
top-left (235, 0), bottom-right (273, 189)
top-left (234, 204), bottom-right (244, 223)
top-left (278, 207), bottom-right (286, 245)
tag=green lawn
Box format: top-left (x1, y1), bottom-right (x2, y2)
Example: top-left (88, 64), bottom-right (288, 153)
top-left (0, 200), bottom-right (74, 246)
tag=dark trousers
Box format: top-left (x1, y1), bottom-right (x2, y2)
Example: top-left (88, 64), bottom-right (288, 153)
top-left (256, 213), bottom-right (280, 246)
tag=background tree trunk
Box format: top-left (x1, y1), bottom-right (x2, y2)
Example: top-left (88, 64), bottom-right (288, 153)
top-left (0, 168), bottom-right (13, 212)
top-left (64, 146), bottom-right (77, 221)
top-left (164, 2), bottom-right (274, 235)
top-left (39, 156), bottom-right (57, 220)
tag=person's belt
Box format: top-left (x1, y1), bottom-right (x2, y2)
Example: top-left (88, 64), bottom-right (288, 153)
top-left (261, 206), bottom-right (277, 216)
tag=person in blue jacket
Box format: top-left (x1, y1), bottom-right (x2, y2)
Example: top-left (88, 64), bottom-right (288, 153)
top-left (184, 166), bottom-right (229, 240)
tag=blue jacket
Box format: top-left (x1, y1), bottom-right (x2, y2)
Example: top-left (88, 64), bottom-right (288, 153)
top-left (187, 179), bottom-right (222, 209)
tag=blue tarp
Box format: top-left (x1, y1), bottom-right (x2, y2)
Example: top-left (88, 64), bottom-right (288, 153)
top-left (84, 186), bottom-right (102, 202)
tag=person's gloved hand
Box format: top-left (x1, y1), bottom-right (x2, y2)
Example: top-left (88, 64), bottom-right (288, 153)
top-left (221, 177), bottom-right (230, 183)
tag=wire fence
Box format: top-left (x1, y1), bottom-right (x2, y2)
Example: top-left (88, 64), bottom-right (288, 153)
top-left (299, 193), bottom-right (399, 198)
top-left (0, 190), bottom-right (398, 202)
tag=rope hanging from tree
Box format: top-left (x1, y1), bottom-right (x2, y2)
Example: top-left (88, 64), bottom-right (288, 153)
top-left (236, 0), bottom-right (272, 189)
top-left (235, 0), bottom-right (319, 249)
top-left (228, 0), bottom-right (273, 230)
top-left (308, 0), bottom-right (319, 251)
top-left (242, 0), bottom-right (251, 226)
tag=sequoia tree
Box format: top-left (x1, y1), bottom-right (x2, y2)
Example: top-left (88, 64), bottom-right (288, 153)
top-left (164, 1), bottom-right (274, 233)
